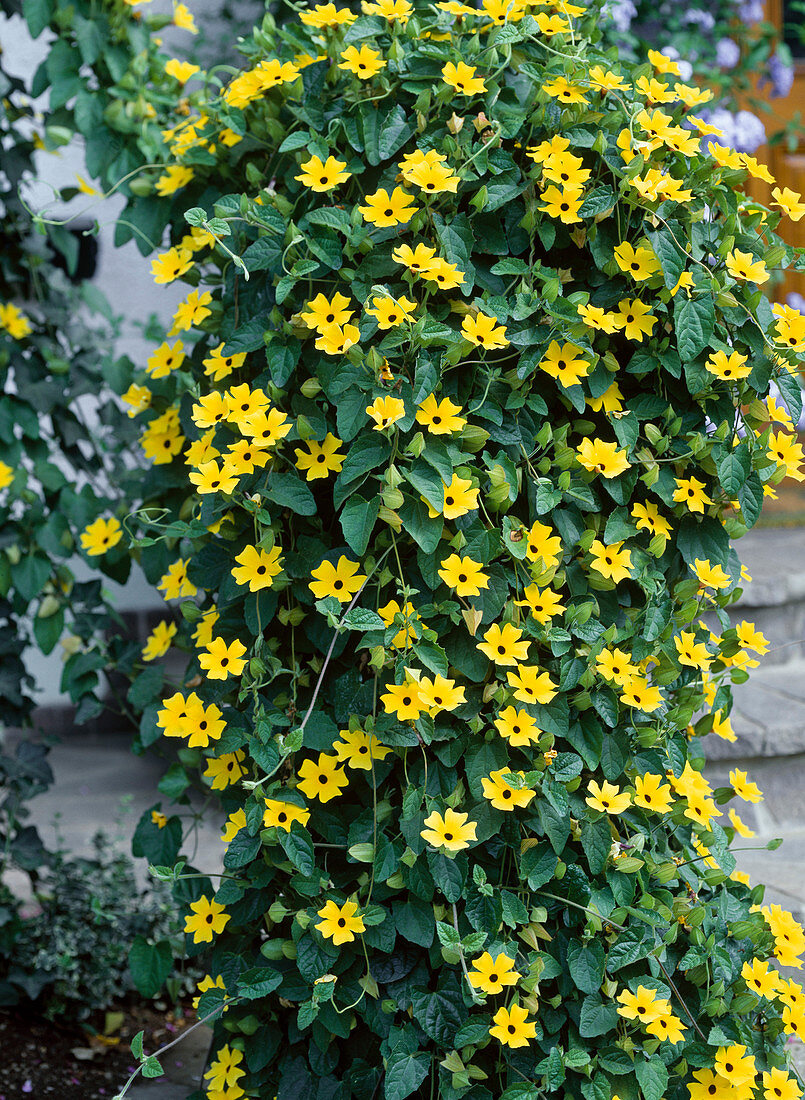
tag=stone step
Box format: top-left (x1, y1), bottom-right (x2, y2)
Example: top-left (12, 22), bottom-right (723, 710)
top-left (729, 526), bottom-right (805, 667)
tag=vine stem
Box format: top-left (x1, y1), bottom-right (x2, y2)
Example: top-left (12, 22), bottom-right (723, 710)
top-left (111, 1000), bottom-right (232, 1100)
top-left (452, 903), bottom-right (485, 1005)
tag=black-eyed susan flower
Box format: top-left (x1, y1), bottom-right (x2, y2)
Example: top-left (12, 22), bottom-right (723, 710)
top-left (122, 383), bottom-right (152, 416)
top-left (674, 631), bottom-right (712, 670)
top-left (221, 808), bottom-right (247, 843)
top-left (772, 185), bottom-right (805, 221)
top-left (420, 807), bottom-right (477, 852)
top-left (493, 706), bottom-right (541, 747)
top-left (199, 637), bottom-right (248, 680)
top-left (300, 3), bottom-right (357, 28)
top-left (359, 187), bottom-right (419, 227)
top-left (183, 699), bottom-right (226, 749)
top-left (309, 556), bottom-right (366, 602)
top-left (365, 295), bottom-right (417, 329)
top-left (514, 584), bottom-right (566, 624)
top-left (169, 289), bottom-right (213, 335)
top-left (224, 439), bottom-right (269, 475)
top-left (155, 164), bottom-right (194, 196)
top-left (332, 728), bottom-right (392, 769)
top-left (192, 391), bottom-right (231, 429)
top-left (227, 382), bottom-right (269, 427)
top-left (297, 752), bottom-right (349, 802)
top-left (631, 500), bottom-right (671, 543)
top-left (428, 474), bottom-right (479, 520)
top-left (339, 44), bottom-right (386, 79)
top-left (633, 773), bottom-right (674, 813)
top-left (594, 646), bottom-right (639, 687)
top-left (729, 768), bottom-right (763, 803)
top-left (142, 620), bottom-right (177, 661)
top-left (506, 665), bottom-right (557, 705)
top-left (402, 155), bottom-right (460, 195)
top-left (419, 256), bottom-right (466, 289)
top-left (767, 431), bottom-right (805, 480)
top-left (441, 61), bottom-right (487, 96)
top-left (157, 691), bottom-right (194, 738)
top-left (761, 1069), bottom-right (801, 1100)
top-left (204, 1044), bottom-right (245, 1092)
top-left (477, 622), bottom-right (529, 666)
top-left (726, 248), bottom-right (769, 285)
top-left (538, 340), bottom-right (590, 388)
top-left (165, 58), bottom-right (200, 83)
top-left (244, 408), bottom-right (291, 449)
top-left (158, 559), bottom-right (197, 600)
top-left (188, 459), bottom-right (239, 496)
top-left (80, 516), bottom-right (123, 557)
top-left (315, 321), bottom-right (361, 355)
top-left (538, 184), bottom-right (585, 225)
top-left (589, 539), bottom-right (632, 583)
top-left (576, 438), bottom-right (631, 479)
top-left (705, 349), bottom-right (751, 381)
top-left (416, 393), bottom-right (466, 435)
top-left (741, 957), bottom-right (779, 999)
top-left (391, 241), bottom-right (437, 274)
top-left (151, 246), bottom-right (194, 285)
top-left (586, 779), bottom-right (631, 814)
top-left (481, 768), bottom-right (536, 811)
top-left (231, 545), bottom-right (283, 591)
top-left (151, 810), bottom-right (168, 829)
top-left (543, 75), bottom-right (588, 105)
top-left (619, 675), bottom-right (663, 712)
top-left (380, 680), bottom-right (423, 721)
top-left (672, 475), bottom-right (713, 514)
top-left (263, 799), bottom-right (311, 830)
top-left (417, 674), bottom-right (466, 715)
top-left (645, 1011), bottom-right (687, 1044)
top-left (467, 951), bottom-right (519, 995)
top-left (461, 311), bottom-right (509, 349)
top-left (300, 291), bottom-right (354, 333)
top-left (172, 2), bottom-right (197, 32)
top-left (294, 433), bottom-right (346, 480)
top-left (489, 1003), bottom-right (536, 1048)
top-left (691, 557), bottom-right (731, 590)
top-left (295, 154), bottom-right (351, 192)
top-left (613, 240), bottom-right (661, 281)
top-left (316, 899), bottom-right (366, 944)
top-left (0, 302), bottom-right (32, 338)
top-left (541, 151), bottom-right (591, 190)
top-left (616, 985), bottom-right (664, 1023)
top-left (362, 0), bottom-right (412, 20)
top-left (366, 395), bottom-right (406, 430)
top-left (613, 298), bottom-right (657, 341)
top-left (437, 553), bottom-right (488, 596)
top-left (146, 339), bottom-right (186, 379)
top-left (202, 343), bottom-right (246, 382)
top-left (184, 895), bottom-right (230, 943)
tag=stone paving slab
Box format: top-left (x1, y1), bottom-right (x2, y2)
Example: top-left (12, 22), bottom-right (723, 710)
top-left (127, 1023), bottom-right (212, 1099)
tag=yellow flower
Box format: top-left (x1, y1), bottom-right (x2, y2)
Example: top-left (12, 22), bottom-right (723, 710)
top-left (173, 2), bottom-right (198, 32)
top-left (155, 165), bottom-right (194, 196)
top-left (419, 256), bottom-right (466, 290)
top-left (729, 767), bottom-right (763, 803)
top-left (539, 340), bottom-right (590, 388)
top-left (366, 395), bottom-right (406, 430)
top-left (295, 154), bottom-right (351, 192)
top-left (297, 753), bottom-right (349, 802)
top-left (614, 240), bottom-right (661, 281)
top-left (494, 706), bottom-right (541, 747)
top-left (381, 680), bottom-right (424, 721)
top-left (761, 1069), bottom-right (801, 1100)
top-left (631, 500), bottom-right (671, 542)
top-left (332, 728), bottom-right (392, 769)
top-left (481, 768), bottom-right (536, 811)
top-left (586, 779), bottom-right (631, 814)
top-left (294, 433), bottom-right (346, 480)
top-left (589, 539), bottom-right (632, 583)
top-left (468, 951), bottom-right (519, 994)
top-left (184, 895), bottom-right (230, 943)
top-left (420, 807), bottom-right (477, 852)
top-left (151, 246), bottom-right (193, 284)
top-left (490, 1003), bottom-right (536, 1048)
top-left (416, 393), bottom-right (466, 434)
top-left (377, 599), bottom-right (421, 648)
top-left (477, 622), bottom-right (530, 666)
top-left (691, 557), bottom-right (731, 590)
top-left (576, 438), bottom-right (631, 479)
top-left (231, 545), bottom-right (283, 591)
top-left (142, 620), bottom-right (177, 661)
top-left (146, 339), bottom-right (185, 379)
top-left (158, 559), bottom-right (197, 600)
top-left (438, 553), bottom-right (489, 597)
top-left (741, 957), bottom-right (779, 998)
top-left (768, 431), bottom-right (805, 481)
top-left (359, 187), bottom-right (419, 227)
top-left (151, 810), bottom-right (168, 829)
top-left (613, 298), bottom-right (657, 341)
top-left (195, 639), bottom-right (244, 683)
top-left (362, 0), bottom-right (412, 21)
top-left (0, 303), bottom-right (32, 339)
top-left (202, 343), bottom-right (246, 382)
top-left (506, 665), bottom-right (557, 705)
top-left (673, 475), bottom-right (712, 514)
top-left (164, 58), bottom-right (200, 83)
top-left (725, 249), bottom-right (769, 285)
top-left (543, 76), bottom-right (588, 105)
top-left (633, 773), bottom-right (674, 813)
top-left (674, 631), bottom-right (712, 670)
top-left (204, 1044), bottom-right (245, 1092)
top-left (316, 899), bottom-right (365, 944)
top-left (538, 185), bottom-right (585, 225)
top-left (616, 985), bottom-right (664, 1022)
top-left (515, 584), bottom-right (566, 624)
top-left (402, 154), bottom-right (460, 195)
top-left (392, 242), bottom-right (437, 274)
top-left (619, 675), bottom-right (663, 712)
top-left (80, 516), bottom-right (123, 557)
top-left (704, 349), bottom-right (751, 381)
top-left (728, 809), bottom-right (755, 837)
top-left (315, 322), bottom-right (361, 355)
top-left (461, 311), bottom-right (509, 349)
top-left (646, 1012), bottom-right (687, 1044)
top-left (441, 61), bottom-right (487, 96)
top-left (188, 459), bottom-right (239, 496)
top-left (170, 289), bottom-right (213, 335)
top-left (221, 808), bottom-right (247, 843)
top-left (429, 474), bottom-right (479, 520)
top-left (300, 3), bottom-right (357, 28)
top-left (263, 799), bottom-right (310, 830)
top-left (339, 44), bottom-right (386, 79)
top-left (577, 303), bottom-right (622, 333)
top-left (366, 294), bottom-right (417, 330)
top-left (417, 674), bottom-right (465, 715)
top-left (301, 292), bottom-right (355, 333)
top-left (772, 185), bottom-right (805, 221)
top-left (309, 556), bottom-right (366, 603)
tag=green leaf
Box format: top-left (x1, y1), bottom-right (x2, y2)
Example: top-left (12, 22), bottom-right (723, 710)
top-left (23, 0), bottom-right (52, 37)
top-left (715, 444), bottom-right (750, 496)
top-left (306, 208), bottom-right (353, 234)
top-left (340, 494), bottom-right (380, 556)
top-left (384, 1051), bottom-right (430, 1100)
top-left (265, 473), bottom-right (317, 516)
top-left (128, 936), bottom-right (172, 998)
top-left (579, 996), bottom-right (619, 1038)
top-left (567, 940), bottom-right (605, 994)
top-left (12, 554), bottom-right (51, 602)
top-left (675, 294), bottom-right (715, 361)
top-left (131, 1031), bottom-right (144, 1060)
top-left (737, 472), bottom-right (763, 528)
top-left (646, 224), bottom-right (687, 290)
top-left (404, 461), bottom-right (444, 512)
top-left (279, 824), bottom-right (315, 876)
top-left (636, 1057), bottom-right (667, 1100)
top-left (141, 1057), bottom-right (164, 1079)
top-left (342, 607), bottom-right (386, 630)
top-left (33, 607), bottom-right (64, 655)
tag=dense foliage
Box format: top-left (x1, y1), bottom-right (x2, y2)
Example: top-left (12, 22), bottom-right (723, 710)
top-left (16, 0), bottom-right (805, 1098)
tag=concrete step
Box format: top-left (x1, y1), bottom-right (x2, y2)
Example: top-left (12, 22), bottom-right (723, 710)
top-left (730, 527), bottom-right (805, 667)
